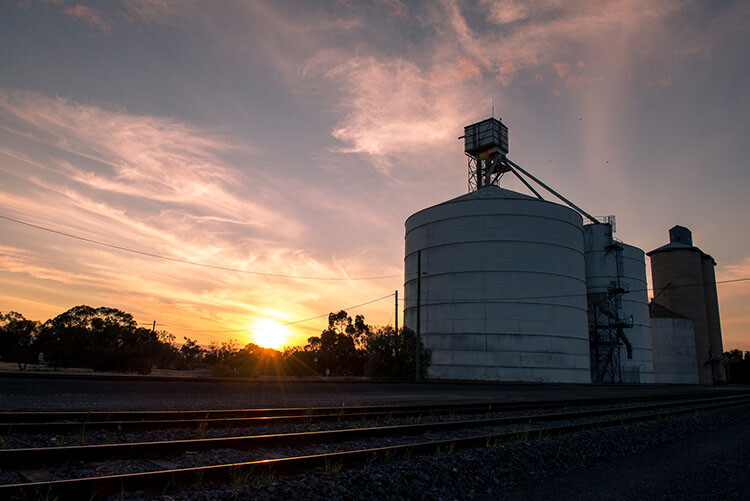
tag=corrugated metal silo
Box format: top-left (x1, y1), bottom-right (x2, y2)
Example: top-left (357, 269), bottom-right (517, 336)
top-left (648, 226), bottom-right (726, 384)
top-left (649, 303), bottom-right (699, 384)
top-left (620, 243), bottom-right (655, 382)
top-left (583, 224), bottom-right (654, 383)
top-left (701, 254), bottom-right (724, 370)
top-left (403, 185), bottom-right (590, 383)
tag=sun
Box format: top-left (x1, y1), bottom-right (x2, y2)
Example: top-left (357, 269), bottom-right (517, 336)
top-left (251, 318), bottom-right (290, 350)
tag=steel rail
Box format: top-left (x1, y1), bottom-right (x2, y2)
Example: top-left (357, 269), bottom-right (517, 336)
top-left (1, 393), bottom-right (748, 468)
top-left (2, 396), bottom-right (748, 500)
top-left (0, 389), bottom-right (741, 428)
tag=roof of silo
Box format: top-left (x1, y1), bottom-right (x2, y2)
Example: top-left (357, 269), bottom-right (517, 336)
top-left (646, 241), bottom-right (715, 264)
top-left (650, 302), bottom-right (690, 319)
top-left (405, 185), bottom-right (582, 229)
top-left (443, 185), bottom-right (537, 203)
top-left (647, 241), bottom-right (696, 254)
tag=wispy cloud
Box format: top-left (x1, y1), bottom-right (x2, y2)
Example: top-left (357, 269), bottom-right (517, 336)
top-left (168, 0), bottom-right (684, 170)
top-left (3, 0), bottom-right (748, 351)
top-left (0, 88), bottom-right (400, 344)
top-left (61, 4), bottom-right (110, 33)
top-left (0, 89), bottom-right (300, 237)
top-left (717, 257), bottom-right (750, 300)
top-left (717, 257), bottom-right (750, 351)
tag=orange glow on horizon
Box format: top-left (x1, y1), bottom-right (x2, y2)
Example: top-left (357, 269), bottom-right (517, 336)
top-left (251, 318), bottom-right (290, 350)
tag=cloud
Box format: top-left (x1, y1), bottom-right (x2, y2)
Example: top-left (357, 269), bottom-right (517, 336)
top-left (61, 4), bottom-right (111, 32)
top-left (0, 89), bottom-right (302, 237)
top-left (5, 1), bottom-right (745, 348)
top-left (481, 0), bottom-right (531, 25)
top-left (241, 0), bottom-right (685, 165)
top-left (92, 0), bottom-right (738, 178)
top-left (0, 88), bottom-right (402, 345)
top-left (717, 257), bottom-right (750, 300)
top-left (377, 0), bottom-right (408, 19)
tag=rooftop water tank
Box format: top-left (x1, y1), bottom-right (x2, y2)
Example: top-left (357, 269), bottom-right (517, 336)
top-left (403, 186), bottom-right (590, 382)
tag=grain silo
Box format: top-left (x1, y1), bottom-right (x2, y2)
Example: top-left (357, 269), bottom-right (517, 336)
top-left (649, 303), bottom-right (699, 384)
top-left (647, 226), bottom-right (726, 384)
top-left (403, 117), bottom-right (594, 382)
top-left (583, 222), bottom-right (654, 383)
top-left (404, 186), bottom-right (590, 382)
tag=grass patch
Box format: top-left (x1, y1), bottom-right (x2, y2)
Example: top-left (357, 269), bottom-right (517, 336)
top-left (197, 420), bottom-right (209, 440)
top-left (229, 466), bottom-right (252, 487)
top-left (324, 458), bottom-right (343, 474)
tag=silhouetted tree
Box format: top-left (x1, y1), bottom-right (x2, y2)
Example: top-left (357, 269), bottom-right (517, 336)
top-left (306, 310), bottom-right (367, 376)
top-left (3, 305), bottom-right (433, 379)
top-left (34, 305), bottom-right (162, 373)
top-left (281, 345), bottom-right (316, 376)
top-left (300, 311), bottom-right (430, 379)
top-left (152, 331), bottom-right (181, 369)
top-left (725, 349), bottom-right (750, 384)
top-left (0, 311), bottom-right (38, 369)
top-left (179, 337), bottom-right (204, 370)
top-left (362, 326), bottom-right (431, 379)
top-left (204, 339), bottom-right (240, 366)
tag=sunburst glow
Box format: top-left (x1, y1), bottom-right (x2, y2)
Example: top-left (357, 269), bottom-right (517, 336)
top-left (251, 318), bottom-right (290, 350)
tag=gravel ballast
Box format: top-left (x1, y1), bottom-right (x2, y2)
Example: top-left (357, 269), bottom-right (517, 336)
top-left (98, 402), bottom-right (750, 501)
top-left (0, 375), bottom-right (737, 411)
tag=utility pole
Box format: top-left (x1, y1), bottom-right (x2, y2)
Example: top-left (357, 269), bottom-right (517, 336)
top-left (415, 250), bottom-right (422, 381)
top-left (152, 320), bottom-right (156, 333)
top-left (394, 290), bottom-right (398, 335)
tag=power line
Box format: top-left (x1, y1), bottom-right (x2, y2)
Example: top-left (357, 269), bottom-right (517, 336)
top-left (399, 277), bottom-right (750, 306)
top-left (157, 277), bottom-right (750, 333)
top-left (0, 214), bottom-right (401, 281)
top-left (157, 293), bottom-right (395, 333)
top-left (4, 214), bottom-right (749, 328)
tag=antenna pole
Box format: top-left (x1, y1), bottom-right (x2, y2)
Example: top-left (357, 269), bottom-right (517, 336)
top-left (394, 290), bottom-right (399, 335)
top-left (416, 250), bottom-right (422, 381)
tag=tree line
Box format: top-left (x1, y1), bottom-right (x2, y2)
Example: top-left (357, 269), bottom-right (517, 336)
top-left (725, 349), bottom-right (750, 384)
top-left (0, 306), bottom-right (430, 379)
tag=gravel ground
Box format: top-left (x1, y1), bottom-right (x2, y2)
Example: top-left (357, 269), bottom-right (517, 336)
top-left (2, 406), bottom-right (664, 482)
top-left (1, 375), bottom-right (741, 411)
top-left (3, 376), bottom-right (748, 499)
top-left (106, 402), bottom-right (750, 500)
top-left (0, 400), bottom-right (655, 449)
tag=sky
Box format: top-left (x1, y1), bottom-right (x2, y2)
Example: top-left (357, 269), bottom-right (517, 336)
top-left (0, 0), bottom-right (748, 351)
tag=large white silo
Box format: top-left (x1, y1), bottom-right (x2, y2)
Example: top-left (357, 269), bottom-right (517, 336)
top-left (583, 223), bottom-right (654, 383)
top-left (403, 185), bottom-right (591, 383)
top-left (620, 243), bottom-right (655, 382)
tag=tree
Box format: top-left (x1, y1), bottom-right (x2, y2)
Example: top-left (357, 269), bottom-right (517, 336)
top-left (204, 339), bottom-right (240, 365)
top-left (152, 330), bottom-right (180, 369)
top-left (725, 349), bottom-right (750, 384)
top-left (179, 337), bottom-right (204, 370)
top-left (0, 311), bottom-right (38, 369)
top-left (362, 326), bottom-right (431, 379)
top-left (34, 305), bottom-right (163, 373)
top-left (300, 311), bottom-right (431, 379)
top-left (305, 310), bottom-right (366, 376)
top-left (281, 345), bottom-right (316, 376)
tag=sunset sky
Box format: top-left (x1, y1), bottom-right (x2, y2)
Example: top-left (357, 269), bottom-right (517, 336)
top-left (1, 0), bottom-right (748, 351)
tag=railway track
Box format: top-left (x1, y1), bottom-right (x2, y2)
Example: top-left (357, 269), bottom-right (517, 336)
top-left (0, 389), bottom-right (741, 433)
top-left (1, 392), bottom-right (748, 499)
